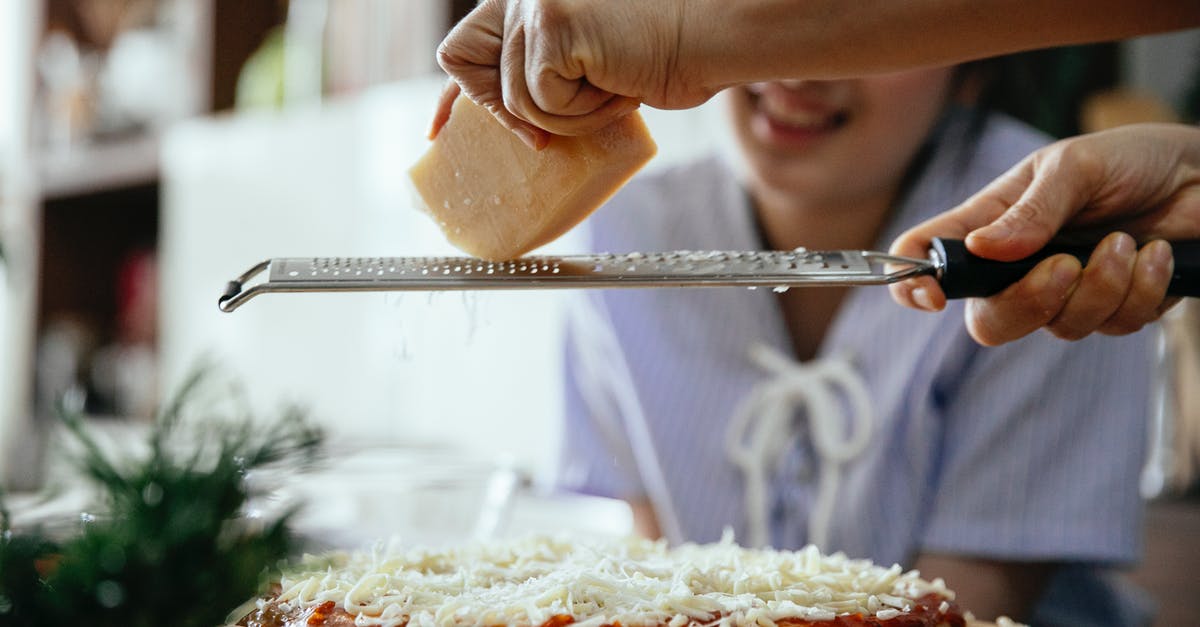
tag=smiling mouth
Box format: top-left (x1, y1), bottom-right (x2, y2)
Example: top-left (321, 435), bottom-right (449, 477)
top-left (753, 92), bottom-right (849, 132)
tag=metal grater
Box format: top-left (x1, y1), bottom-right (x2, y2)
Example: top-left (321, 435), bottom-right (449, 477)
top-left (218, 249), bottom-right (933, 312)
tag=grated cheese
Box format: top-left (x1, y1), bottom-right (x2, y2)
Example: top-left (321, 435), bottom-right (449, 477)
top-left (264, 533), bottom-right (954, 626)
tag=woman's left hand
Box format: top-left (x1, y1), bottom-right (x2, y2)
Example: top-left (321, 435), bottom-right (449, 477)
top-left (889, 124), bottom-right (1200, 346)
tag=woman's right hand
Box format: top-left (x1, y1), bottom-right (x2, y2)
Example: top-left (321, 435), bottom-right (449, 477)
top-left (432, 0), bottom-right (712, 146)
top-left (432, 0), bottom-right (1199, 149)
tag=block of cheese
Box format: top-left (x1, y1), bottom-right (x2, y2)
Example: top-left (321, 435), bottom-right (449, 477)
top-left (408, 96), bottom-right (657, 260)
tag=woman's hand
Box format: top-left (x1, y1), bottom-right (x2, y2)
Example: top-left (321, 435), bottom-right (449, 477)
top-left (431, 0), bottom-right (1198, 149)
top-left (889, 123), bottom-right (1200, 346)
top-left (432, 0), bottom-right (710, 147)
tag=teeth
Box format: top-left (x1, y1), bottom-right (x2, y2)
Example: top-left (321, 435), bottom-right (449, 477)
top-left (761, 97), bottom-right (835, 129)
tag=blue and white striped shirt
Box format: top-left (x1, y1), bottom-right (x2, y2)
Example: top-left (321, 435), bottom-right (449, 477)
top-left (559, 113), bottom-right (1152, 576)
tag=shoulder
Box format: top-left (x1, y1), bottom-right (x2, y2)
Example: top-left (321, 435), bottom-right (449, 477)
top-left (585, 155), bottom-right (745, 252)
top-left (954, 112), bottom-right (1053, 189)
top-left (893, 112), bottom-right (1053, 228)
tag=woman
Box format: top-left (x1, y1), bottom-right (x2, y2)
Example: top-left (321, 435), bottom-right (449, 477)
top-left (433, 0), bottom-right (1200, 344)
top-left (558, 63), bottom-right (1153, 624)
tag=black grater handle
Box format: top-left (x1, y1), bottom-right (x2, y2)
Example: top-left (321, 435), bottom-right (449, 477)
top-left (931, 237), bottom-right (1200, 299)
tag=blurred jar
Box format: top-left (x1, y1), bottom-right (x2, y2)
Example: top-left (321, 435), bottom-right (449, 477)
top-left (324, 0), bottom-right (447, 95)
top-left (237, 0), bottom-right (448, 110)
top-left (36, 30), bottom-right (98, 149)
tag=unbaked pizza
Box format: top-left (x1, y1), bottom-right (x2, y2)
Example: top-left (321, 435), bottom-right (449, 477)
top-left (232, 534), bottom-right (1007, 627)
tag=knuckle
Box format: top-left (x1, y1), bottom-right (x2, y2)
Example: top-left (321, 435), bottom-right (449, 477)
top-left (1000, 199), bottom-right (1057, 241)
top-left (1089, 261), bottom-right (1132, 296)
top-left (1046, 320), bottom-right (1090, 341)
top-left (965, 299), bottom-right (1023, 346)
top-left (436, 41), bottom-right (458, 69)
top-left (964, 310), bottom-right (1004, 347)
top-left (1053, 137), bottom-right (1105, 181)
top-left (501, 90), bottom-right (520, 113)
top-left (530, 0), bottom-right (565, 25)
top-left (1098, 318), bottom-right (1145, 337)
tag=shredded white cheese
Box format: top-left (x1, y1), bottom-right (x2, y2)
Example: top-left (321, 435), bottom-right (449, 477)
top-left (266, 533), bottom-right (953, 626)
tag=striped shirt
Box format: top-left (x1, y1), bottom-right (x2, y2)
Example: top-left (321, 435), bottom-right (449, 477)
top-left (558, 112), bottom-right (1152, 577)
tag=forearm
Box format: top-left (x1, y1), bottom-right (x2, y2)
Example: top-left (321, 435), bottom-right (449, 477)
top-left (690, 0), bottom-right (1200, 90)
top-left (629, 497), bottom-right (663, 540)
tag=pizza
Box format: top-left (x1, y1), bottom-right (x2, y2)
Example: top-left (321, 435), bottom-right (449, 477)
top-left (234, 534), bottom-right (994, 627)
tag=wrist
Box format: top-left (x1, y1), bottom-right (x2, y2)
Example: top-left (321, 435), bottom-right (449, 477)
top-left (680, 0), bottom-right (859, 91)
top-left (668, 0), bottom-right (725, 102)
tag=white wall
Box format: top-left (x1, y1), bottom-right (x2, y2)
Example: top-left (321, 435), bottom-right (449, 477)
top-left (159, 78), bottom-right (726, 483)
top-left (0, 0), bottom-right (42, 488)
top-left (1124, 29), bottom-right (1200, 112)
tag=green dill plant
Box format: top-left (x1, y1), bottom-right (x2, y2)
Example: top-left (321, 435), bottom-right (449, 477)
top-left (0, 369), bottom-right (323, 627)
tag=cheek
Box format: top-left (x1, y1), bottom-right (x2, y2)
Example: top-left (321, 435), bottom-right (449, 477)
top-left (848, 74), bottom-right (953, 171)
top-left (726, 89), bottom-right (756, 146)
top-left (861, 72), bottom-right (952, 137)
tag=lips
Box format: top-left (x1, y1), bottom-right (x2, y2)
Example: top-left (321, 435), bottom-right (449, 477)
top-left (746, 85), bottom-right (848, 148)
top-left (758, 94), bottom-right (845, 131)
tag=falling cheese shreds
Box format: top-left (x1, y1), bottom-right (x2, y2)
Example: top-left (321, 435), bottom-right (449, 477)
top-left (261, 534), bottom-right (955, 627)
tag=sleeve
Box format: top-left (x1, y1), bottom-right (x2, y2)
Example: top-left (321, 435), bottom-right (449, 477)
top-left (555, 293), bottom-right (647, 500)
top-left (919, 327), bottom-right (1152, 564)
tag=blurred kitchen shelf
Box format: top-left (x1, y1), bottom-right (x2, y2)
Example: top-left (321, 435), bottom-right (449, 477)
top-left (37, 133), bottom-right (160, 201)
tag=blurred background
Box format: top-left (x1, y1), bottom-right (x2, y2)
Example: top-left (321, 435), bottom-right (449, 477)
top-left (0, 0), bottom-right (1198, 621)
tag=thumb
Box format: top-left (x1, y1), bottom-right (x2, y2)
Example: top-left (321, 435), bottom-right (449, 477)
top-left (967, 147), bottom-right (1094, 261)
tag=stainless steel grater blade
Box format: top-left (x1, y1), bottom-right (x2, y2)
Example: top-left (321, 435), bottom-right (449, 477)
top-left (218, 249), bottom-right (933, 312)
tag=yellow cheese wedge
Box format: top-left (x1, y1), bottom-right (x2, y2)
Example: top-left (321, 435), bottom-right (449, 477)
top-left (409, 96), bottom-right (657, 260)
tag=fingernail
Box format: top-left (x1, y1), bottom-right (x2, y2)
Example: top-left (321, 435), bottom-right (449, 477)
top-left (513, 127), bottom-right (539, 150)
top-left (1111, 232), bottom-right (1135, 255)
top-left (1051, 256), bottom-right (1080, 291)
top-left (1148, 240), bottom-right (1173, 274)
top-left (911, 287), bottom-right (936, 311)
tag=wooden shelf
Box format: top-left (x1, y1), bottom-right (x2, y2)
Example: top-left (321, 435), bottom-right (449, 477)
top-left (37, 133), bottom-right (160, 200)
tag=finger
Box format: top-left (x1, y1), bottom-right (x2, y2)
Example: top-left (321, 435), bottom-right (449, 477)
top-left (886, 195), bottom-right (1015, 313)
top-left (890, 161), bottom-right (1033, 262)
top-left (967, 142), bottom-right (1100, 261)
top-left (1099, 239), bottom-right (1174, 335)
top-left (537, 95), bottom-right (642, 136)
top-left (522, 5), bottom-right (615, 118)
top-left (486, 100), bottom-right (551, 150)
top-left (437, 0), bottom-right (505, 97)
top-left (501, 19), bottom-right (639, 136)
top-left (531, 69), bottom-right (621, 117)
top-left (1045, 232), bottom-right (1136, 341)
top-left (887, 274), bottom-right (946, 312)
top-left (964, 255), bottom-right (1082, 346)
top-left (495, 14), bottom-right (554, 148)
top-left (428, 80), bottom-right (461, 139)
top-left (500, 1), bottom-right (533, 124)
top-left (437, 1), bottom-right (548, 149)
top-left (885, 222), bottom-right (945, 311)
